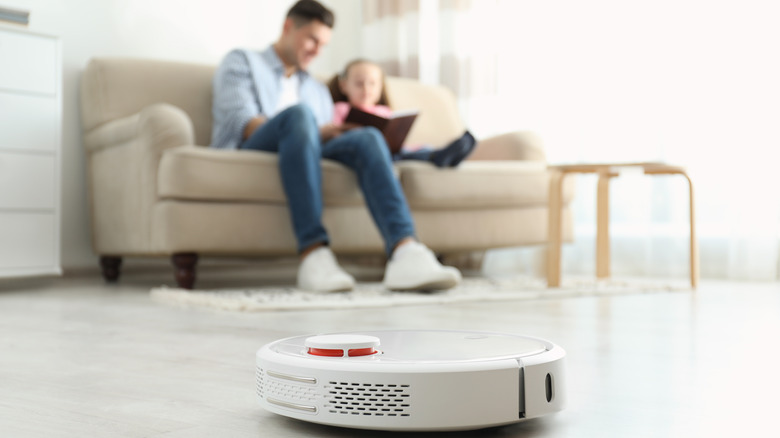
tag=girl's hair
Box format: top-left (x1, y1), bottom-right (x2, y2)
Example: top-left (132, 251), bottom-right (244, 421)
top-left (327, 59), bottom-right (391, 107)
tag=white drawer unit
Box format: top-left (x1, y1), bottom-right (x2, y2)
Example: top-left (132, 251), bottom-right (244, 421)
top-left (0, 26), bottom-right (61, 278)
top-left (0, 93), bottom-right (59, 153)
top-left (0, 153), bottom-right (56, 210)
top-left (0, 28), bottom-right (57, 95)
top-left (0, 213), bottom-right (57, 275)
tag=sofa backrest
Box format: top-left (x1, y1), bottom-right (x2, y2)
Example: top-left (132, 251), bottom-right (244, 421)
top-left (81, 58), bottom-right (216, 146)
top-left (81, 57), bottom-right (466, 148)
top-left (385, 76), bottom-right (465, 147)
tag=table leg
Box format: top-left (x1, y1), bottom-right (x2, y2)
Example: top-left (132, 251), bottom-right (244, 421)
top-left (547, 170), bottom-right (565, 287)
top-left (683, 172), bottom-right (699, 288)
top-left (644, 166), bottom-right (699, 289)
top-left (596, 171), bottom-right (611, 279)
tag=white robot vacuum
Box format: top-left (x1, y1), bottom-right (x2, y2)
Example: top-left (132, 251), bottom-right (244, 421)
top-left (255, 330), bottom-right (566, 431)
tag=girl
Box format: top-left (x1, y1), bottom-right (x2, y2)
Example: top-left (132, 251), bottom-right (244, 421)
top-left (328, 59), bottom-right (476, 167)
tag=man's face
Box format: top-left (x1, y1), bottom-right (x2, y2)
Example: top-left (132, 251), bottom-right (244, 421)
top-left (280, 18), bottom-right (332, 71)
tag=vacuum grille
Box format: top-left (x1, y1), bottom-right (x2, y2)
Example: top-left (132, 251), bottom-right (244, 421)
top-left (256, 367), bottom-right (263, 397)
top-left (256, 368), bottom-right (318, 403)
top-left (256, 368), bottom-right (413, 417)
top-left (323, 381), bottom-right (411, 417)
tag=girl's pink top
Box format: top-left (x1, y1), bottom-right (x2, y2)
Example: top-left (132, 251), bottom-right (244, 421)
top-left (333, 102), bottom-right (393, 125)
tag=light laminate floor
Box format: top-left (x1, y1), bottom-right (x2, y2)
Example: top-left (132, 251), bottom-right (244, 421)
top-left (1, 270), bottom-right (779, 437)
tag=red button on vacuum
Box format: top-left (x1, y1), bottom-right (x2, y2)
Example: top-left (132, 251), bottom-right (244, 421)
top-left (348, 347), bottom-right (377, 357)
top-left (307, 347), bottom-right (346, 357)
top-left (305, 334), bottom-right (380, 357)
top-left (307, 347), bottom-right (377, 357)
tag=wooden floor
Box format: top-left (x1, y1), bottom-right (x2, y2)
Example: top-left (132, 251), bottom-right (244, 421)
top-left (1, 269), bottom-right (779, 437)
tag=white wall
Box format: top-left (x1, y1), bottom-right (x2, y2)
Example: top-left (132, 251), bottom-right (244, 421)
top-left (1, 0), bottom-right (361, 271)
top-left (311, 1), bottom-right (363, 76)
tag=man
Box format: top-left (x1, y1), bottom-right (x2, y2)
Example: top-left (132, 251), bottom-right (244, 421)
top-left (211, 0), bottom-right (460, 292)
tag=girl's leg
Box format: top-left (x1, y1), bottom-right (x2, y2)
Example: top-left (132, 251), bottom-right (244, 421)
top-left (395, 148), bottom-right (433, 162)
top-left (428, 131), bottom-right (477, 167)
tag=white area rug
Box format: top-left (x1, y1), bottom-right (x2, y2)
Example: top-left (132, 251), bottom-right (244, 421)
top-left (150, 276), bottom-right (689, 312)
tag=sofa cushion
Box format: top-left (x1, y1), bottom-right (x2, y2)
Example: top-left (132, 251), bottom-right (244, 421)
top-left (397, 160), bottom-right (559, 209)
top-left (158, 145), bottom-right (372, 206)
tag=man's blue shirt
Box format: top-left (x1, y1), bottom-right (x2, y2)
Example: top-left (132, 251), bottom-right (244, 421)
top-left (210, 46), bottom-right (334, 150)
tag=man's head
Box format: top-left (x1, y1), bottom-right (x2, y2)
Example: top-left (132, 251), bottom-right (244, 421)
top-left (275, 0), bottom-right (334, 73)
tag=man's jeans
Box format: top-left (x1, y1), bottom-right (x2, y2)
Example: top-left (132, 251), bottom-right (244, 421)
top-left (240, 104), bottom-right (416, 256)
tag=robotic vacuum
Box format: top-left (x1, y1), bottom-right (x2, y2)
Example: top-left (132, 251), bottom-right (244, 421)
top-left (255, 330), bottom-right (566, 431)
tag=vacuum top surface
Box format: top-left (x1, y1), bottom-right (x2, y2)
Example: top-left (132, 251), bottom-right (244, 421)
top-left (268, 330), bottom-right (549, 363)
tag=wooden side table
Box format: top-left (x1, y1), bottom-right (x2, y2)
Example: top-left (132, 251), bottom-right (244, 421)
top-left (546, 162), bottom-right (698, 288)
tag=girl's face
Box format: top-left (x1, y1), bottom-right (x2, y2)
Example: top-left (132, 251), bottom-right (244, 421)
top-left (340, 62), bottom-right (383, 108)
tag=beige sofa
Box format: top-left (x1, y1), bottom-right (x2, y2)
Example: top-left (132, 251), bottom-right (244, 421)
top-left (80, 57), bottom-right (572, 289)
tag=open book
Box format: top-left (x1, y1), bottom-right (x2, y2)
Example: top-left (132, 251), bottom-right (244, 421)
top-left (344, 107), bottom-right (419, 154)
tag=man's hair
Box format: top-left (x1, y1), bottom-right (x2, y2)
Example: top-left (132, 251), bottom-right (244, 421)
top-left (287, 0), bottom-right (335, 28)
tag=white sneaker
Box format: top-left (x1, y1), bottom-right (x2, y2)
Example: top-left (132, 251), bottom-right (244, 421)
top-left (297, 247), bottom-right (355, 292)
top-left (383, 242), bottom-right (461, 291)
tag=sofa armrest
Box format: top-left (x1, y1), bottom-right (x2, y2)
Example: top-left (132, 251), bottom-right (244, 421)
top-left (468, 131), bottom-right (546, 162)
top-left (83, 103), bottom-right (196, 155)
top-left (84, 103), bottom-right (196, 255)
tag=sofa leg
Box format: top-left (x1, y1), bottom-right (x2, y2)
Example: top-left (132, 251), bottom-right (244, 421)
top-left (171, 252), bottom-right (199, 290)
top-left (100, 256), bottom-right (122, 283)
top-left (439, 252), bottom-right (485, 272)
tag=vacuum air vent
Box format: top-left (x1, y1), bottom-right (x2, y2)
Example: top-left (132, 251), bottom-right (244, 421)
top-left (256, 367), bottom-right (319, 403)
top-left (324, 381), bottom-right (411, 417)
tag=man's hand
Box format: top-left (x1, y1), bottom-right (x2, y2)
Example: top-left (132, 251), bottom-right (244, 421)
top-left (243, 115), bottom-right (268, 140)
top-left (320, 123), bottom-right (360, 142)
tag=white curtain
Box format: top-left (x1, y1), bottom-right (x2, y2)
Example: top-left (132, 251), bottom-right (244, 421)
top-left (360, 0), bottom-right (780, 281)
top-left (361, 0), bottom-right (422, 78)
